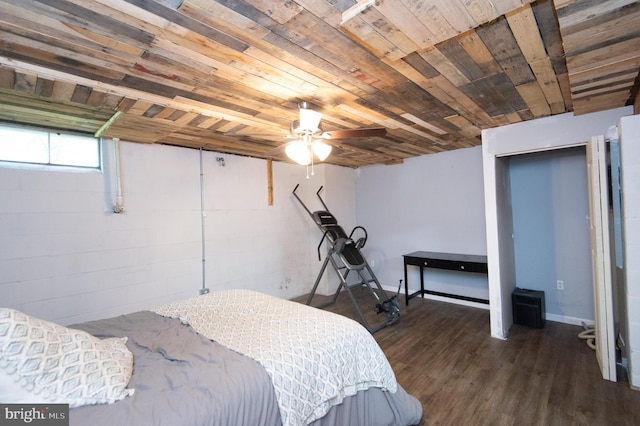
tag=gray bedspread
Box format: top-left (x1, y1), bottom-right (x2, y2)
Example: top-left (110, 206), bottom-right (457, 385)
top-left (69, 311), bottom-right (422, 426)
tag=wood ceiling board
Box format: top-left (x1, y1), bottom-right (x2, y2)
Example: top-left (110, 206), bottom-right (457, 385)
top-left (475, 17), bottom-right (537, 87)
top-left (50, 80), bottom-right (79, 102)
top-left (11, 72), bottom-right (37, 94)
top-left (506, 3), bottom-right (566, 114)
top-left (1, 80), bottom-right (110, 114)
top-left (0, 102), bottom-right (108, 133)
top-left (531, 0), bottom-right (566, 61)
top-left (528, 60), bottom-right (566, 114)
top-left (160, 33), bottom-right (321, 98)
top-left (363, 0), bottom-right (438, 50)
top-left (400, 113), bottom-right (449, 135)
top-left (556, 0), bottom-right (638, 37)
top-left (436, 37), bottom-right (491, 83)
top-left (170, 133), bottom-right (278, 154)
top-left (444, 114), bottom-right (482, 140)
top-left (514, 81), bottom-right (553, 117)
top-left (364, 9), bottom-right (425, 57)
top-left (242, 0), bottom-right (303, 25)
top-left (399, 1), bottom-right (459, 43)
top-left (0, 0), bottom-right (635, 166)
top-left (568, 54), bottom-right (640, 85)
top-left (456, 30), bottom-right (504, 76)
top-left (4, 0), bottom-right (155, 50)
top-left (0, 36), bottom-right (129, 84)
top-left (573, 79), bottom-right (636, 101)
top-left (571, 69), bottom-right (639, 95)
top-left (0, 88), bottom-right (113, 129)
top-left (341, 14), bottom-right (416, 62)
top-left (341, 0), bottom-right (536, 51)
top-left (101, 114), bottom-right (179, 143)
top-left (171, 96), bottom-right (290, 132)
top-left (126, 99), bottom-right (156, 116)
top-left (571, 90), bottom-right (632, 115)
top-left (276, 11), bottom-right (401, 90)
top-left (419, 46), bottom-right (472, 88)
top-left (172, 111), bottom-right (201, 126)
top-left (555, 0), bottom-right (640, 117)
top-left (460, 0), bottom-right (502, 23)
top-left (325, 140), bottom-right (404, 164)
top-left (560, 13), bottom-right (640, 57)
top-left (180, 2), bottom-right (270, 43)
top-left (383, 54), bottom-right (500, 129)
top-left (85, 89), bottom-right (108, 107)
top-left (566, 37), bottom-right (640, 76)
top-left (258, 35), bottom-right (375, 101)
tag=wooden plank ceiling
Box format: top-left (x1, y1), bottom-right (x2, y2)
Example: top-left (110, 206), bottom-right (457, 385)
top-left (0, 0), bottom-right (638, 168)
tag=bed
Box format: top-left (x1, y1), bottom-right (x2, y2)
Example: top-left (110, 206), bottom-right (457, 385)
top-left (0, 289), bottom-right (422, 426)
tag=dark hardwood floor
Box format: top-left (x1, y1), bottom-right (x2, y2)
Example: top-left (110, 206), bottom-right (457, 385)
top-left (296, 287), bottom-right (640, 425)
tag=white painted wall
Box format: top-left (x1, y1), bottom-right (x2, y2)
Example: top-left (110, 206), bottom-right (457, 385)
top-left (355, 146), bottom-right (488, 304)
top-left (285, 165), bottom-right (358, 296)
top-left (482, 106), bottom-right (633, 341)
top-left (0, 139), bottom-right (352, 325)
top-left (619, 114), bottom-right (640, 388)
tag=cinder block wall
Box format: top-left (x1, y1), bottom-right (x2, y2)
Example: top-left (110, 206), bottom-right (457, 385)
top-left (0, 139), bottom-right (351, 325)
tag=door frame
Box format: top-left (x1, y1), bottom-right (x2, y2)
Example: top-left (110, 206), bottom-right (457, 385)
top-left (484, 140), bottom-right (616, 381)
top-left (586, 135), bottom-right (617, 381)
top-left (481, 108), bottom-right (630, 379)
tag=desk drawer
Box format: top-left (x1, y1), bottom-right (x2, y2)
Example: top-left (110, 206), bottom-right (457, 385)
top-left (405, 256), bottom-right (487, 273)
top-left (404, 256), bottom-right (428, 267)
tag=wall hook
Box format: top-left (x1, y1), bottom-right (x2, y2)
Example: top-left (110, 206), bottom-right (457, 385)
top-left (216, 157), bottom-right (225, 167)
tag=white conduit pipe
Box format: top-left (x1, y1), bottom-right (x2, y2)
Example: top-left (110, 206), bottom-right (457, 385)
top-left (199, 148), bottom-right (206, 292)
top-left (113, 138), bottom-right (124, 213)
top-left (578, 324), bottom-right (596, 351)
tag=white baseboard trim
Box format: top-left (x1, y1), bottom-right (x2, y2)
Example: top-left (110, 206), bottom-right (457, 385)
top-left (421, 293), bottom-right (490, 310)
top-left (545, 313), bottom-right (594, 327)
top-left (382, 285), bottom-right (594, 325)
top-left (382, 285), bottom-right (490, 310)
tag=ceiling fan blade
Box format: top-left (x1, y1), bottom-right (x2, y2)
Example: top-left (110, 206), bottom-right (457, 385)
top-left (263, 143), bottom-right (289, 157)
top-left (320, 127), bottom-right (387, 139)
top-left (224, 131), bottom-right (290, 138)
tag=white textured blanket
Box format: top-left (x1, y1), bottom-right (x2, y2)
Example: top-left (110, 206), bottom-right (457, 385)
top-left (152, 289), bottom-right (397, 426)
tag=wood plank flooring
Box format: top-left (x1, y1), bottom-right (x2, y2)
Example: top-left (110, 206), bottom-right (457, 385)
top-left (296, 287), bottom-right (640, 425)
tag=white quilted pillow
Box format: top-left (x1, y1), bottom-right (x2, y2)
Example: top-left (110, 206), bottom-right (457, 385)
top-left (0, 308), bottom-right (135, 407)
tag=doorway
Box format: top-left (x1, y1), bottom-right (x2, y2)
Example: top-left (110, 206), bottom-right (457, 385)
top-left (508, 147), bottom-right (594, 325)
top-left (481, 107), bottom-right (631, 381)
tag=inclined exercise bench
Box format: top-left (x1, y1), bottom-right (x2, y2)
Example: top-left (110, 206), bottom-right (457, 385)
top-left (293, 185), bottom-right (400, 333)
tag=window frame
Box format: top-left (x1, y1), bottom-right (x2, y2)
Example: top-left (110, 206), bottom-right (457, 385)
top-left (0, 124), bottom-right (102, 172)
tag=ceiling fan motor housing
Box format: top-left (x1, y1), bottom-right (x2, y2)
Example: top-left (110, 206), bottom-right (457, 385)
top-left (291, 120), bottom-right (323, 136)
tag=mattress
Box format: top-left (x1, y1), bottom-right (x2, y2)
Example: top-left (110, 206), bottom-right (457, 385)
top-left (68, 290), bottom-right (422, 425)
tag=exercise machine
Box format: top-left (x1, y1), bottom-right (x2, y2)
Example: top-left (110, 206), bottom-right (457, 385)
top-left (293, 184), bottom-right (400, 333)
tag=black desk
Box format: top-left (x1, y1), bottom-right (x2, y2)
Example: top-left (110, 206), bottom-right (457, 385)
top-left (403, 251), bottom-right (488, 306)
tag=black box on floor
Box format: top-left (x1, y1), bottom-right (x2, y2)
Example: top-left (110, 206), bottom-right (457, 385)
top-left (512, 288), bottom-right (545, 328)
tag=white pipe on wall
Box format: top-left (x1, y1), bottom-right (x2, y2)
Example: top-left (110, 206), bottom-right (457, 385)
top-left (113, 138), bottom-right (124, 213)
top-left (199, 148), bottom-right (208, 294)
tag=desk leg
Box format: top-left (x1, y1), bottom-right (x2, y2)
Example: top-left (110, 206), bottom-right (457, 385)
top-left (404, 262), bottom-right (409, 306)
top-left (420, 266), bottom-right (424, 299)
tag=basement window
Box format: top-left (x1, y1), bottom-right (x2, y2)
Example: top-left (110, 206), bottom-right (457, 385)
top-left (0, 125), bottom-right (100, 170)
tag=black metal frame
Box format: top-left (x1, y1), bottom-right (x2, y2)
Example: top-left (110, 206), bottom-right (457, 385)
top-left (293, 185), bottom-right (400, 333)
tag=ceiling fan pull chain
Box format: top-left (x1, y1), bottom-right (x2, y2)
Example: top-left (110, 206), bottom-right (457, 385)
top-left (310, 144), bottom-right (315, 177)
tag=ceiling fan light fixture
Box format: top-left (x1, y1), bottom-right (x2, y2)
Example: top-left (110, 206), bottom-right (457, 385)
top-left (312, 141), bottom-right (332, 161)
top-left (285, 140), bottom-right (311, 165)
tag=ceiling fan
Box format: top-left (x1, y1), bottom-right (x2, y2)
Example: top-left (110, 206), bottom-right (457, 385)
top-left (265, 101), bottom-right (387, 166)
